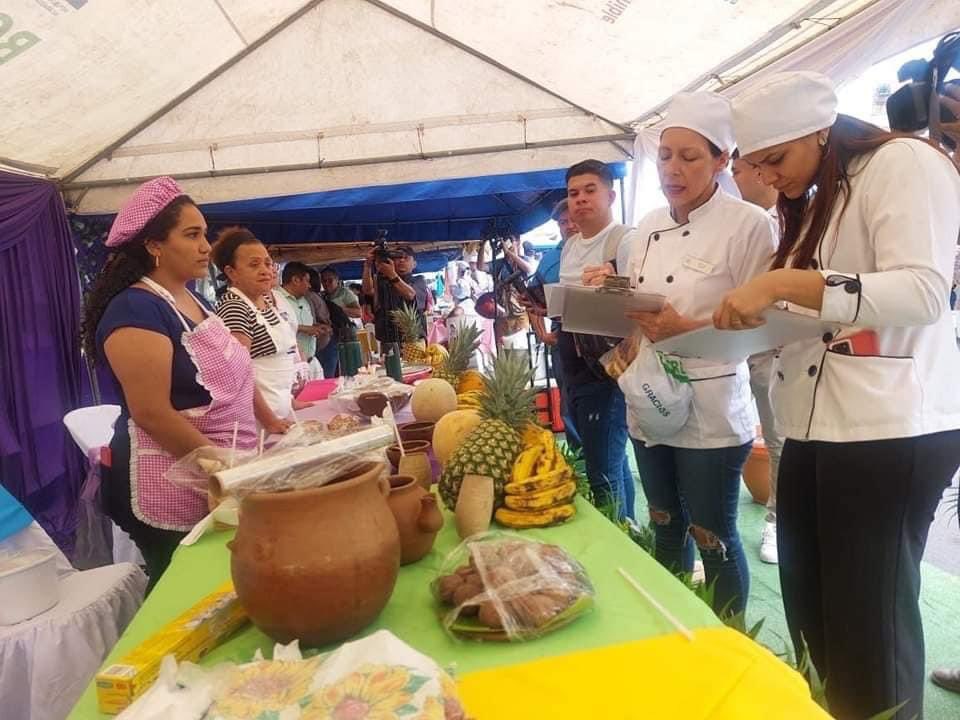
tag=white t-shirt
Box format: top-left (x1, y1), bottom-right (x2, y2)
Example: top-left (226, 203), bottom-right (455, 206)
top-left (559, 221), bottom-right (621, 284)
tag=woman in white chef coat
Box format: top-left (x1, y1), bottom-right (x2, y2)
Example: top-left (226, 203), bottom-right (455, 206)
top-left (715, 72), bottom-right (960, 720)
top-left (586, 92), bottom-right (777, 616)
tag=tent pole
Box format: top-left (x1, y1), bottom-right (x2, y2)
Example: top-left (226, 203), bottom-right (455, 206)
top-left (619, 177), bottom-right (627, 225)
top-left (61, 132), bottom-right (636, 191)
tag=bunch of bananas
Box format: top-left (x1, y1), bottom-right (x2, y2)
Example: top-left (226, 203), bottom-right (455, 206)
top-left (425, 343), bottom-right (449, 368)
top-left (456, 390), bottom-right (483, 410)
top-left (495, 427), bottom-right (577, 528)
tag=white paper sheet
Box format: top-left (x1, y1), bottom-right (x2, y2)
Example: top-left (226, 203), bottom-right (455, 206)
top-left (653, 308), bottom-right (842, 363)
top-left (547, 284), bottom-right (666, 338)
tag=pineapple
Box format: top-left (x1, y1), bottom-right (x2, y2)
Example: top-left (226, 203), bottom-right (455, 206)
top-left (390, 304), bottom-right (429, 364)
top-left (433, 322), bottom-right (482, 385)
top-left (439, 352), bottom-right (537, 512)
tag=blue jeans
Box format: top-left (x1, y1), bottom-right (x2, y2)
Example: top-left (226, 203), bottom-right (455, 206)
top-left (569, 380), bottom-right (635, 521)
top-left (317, 340), bottom-right (339, 379)
top-left (632, 440), bottom-right (752, 616)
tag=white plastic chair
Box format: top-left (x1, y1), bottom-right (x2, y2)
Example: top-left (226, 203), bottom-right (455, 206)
top-left (63, 404), bottom-right (121, 456)
top-left (63, 405), bottom-right (144, 567)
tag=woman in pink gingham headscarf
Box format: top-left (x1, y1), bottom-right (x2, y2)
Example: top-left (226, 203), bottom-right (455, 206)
top-left (81, 177), bottom-right (291, 589)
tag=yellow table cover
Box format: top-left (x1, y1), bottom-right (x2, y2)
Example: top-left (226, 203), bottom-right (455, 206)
top-left (458, 626), bottom-right (830, 719)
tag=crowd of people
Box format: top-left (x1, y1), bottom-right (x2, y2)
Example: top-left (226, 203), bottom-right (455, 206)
top-left (79, 70), bottom-right (960, 719)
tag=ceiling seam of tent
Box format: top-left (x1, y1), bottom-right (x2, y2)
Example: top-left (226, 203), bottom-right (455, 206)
top-left (361, 0), bottom-right (634, 135)
top-left (706, 0), bottom-right (886, 93)
top-left (0, 157), bottom-right (58, 176)
top-left (58, 0), bottom-right (325, 185)
top-left (97, 108), bottom-right (594, 158)
top-left (626, 0), bottom-right (869, 127)
top-left (60, 133), bottom-right (635, 191)
top-left (607, 140), bottom-right (635, 160)
top-left (211, 0), bottom-right (250, 46)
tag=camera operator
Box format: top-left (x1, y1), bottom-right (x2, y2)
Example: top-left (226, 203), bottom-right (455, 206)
top-left (361, 244), bottom-right (428, 343)
top-left (477, 235), bottom-right (534, 351)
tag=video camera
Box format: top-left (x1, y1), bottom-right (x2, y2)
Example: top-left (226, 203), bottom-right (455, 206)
top-left (886, 31), bottom-right (960, 148)
top-left (372, 229), bottom-right (406, 264)
top-left (486, 234), bottom-right (547, 309)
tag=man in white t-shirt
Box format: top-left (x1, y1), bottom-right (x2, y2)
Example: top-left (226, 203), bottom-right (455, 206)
top-left (555, 159), bottom-right (638, 521)
top-left (732, 151), bottom-right (779, 219)
top-left (732, 150), bottom-right (783, 565)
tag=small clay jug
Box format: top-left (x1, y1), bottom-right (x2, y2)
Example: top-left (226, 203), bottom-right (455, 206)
top-left (455, 474), bottom-right (494, 539)
top-left (386, 475), bottom-right (444, 564)
top-left (398, 451), bottom-right (433, 490)
top-left (398, 421), bottom-right (435, 444)
top-left (229, 461), bottom-right (399, 646)
top-left (386, 439), bottom-right (431, 471)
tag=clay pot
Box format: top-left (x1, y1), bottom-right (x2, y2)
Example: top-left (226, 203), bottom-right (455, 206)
top-left (386, 440), bottom-right (431, 472)
top-left (386, 475), bottom-right (444, 564)
top-left (356, 392), bottom-right (389, 417)
top-left (398, 452), bottom-right (433, 490)
top-left (455, 474), bottom-right (494, 539)
top-left (742, 441), bottom-right (770, 505)
top-left (229, 461), bottom-right (400, 646)
top-left (398, 421), bottom-right (435, 444)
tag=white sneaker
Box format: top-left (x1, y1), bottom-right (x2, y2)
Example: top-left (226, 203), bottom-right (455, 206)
top-left (692, 560), bottom-right (706, 584)
top-left (760, 521), bottom-right (778, 564)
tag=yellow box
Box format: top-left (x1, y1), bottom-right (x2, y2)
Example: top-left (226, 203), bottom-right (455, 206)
top-left (95, 581), bottom-right (248, 714)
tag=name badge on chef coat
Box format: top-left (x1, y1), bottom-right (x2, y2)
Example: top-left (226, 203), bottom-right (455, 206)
top-left (682, 255), bottom-right (715, 275)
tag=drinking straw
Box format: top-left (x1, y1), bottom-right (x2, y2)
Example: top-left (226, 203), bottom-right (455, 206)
top-left (229, 421), bottom-right (239, 468)
top-left (617, 567), bottom-right (695, 641)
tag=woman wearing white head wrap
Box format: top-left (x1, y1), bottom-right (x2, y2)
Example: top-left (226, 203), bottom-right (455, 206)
top-left (716, 71), bottom-right (960, 720)
top-left (585, 91), bottom-right (778, 618)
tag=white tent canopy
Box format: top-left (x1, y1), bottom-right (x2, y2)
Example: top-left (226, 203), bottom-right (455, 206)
top-left (2, 0), bottom-right (958, 213)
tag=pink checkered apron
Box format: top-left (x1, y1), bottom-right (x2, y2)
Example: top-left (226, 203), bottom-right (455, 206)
top-left (129, 278), bottom-right (257, 531)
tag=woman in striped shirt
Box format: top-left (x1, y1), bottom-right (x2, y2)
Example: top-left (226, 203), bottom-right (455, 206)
top-left (213, 228), bottom-right (300, 423)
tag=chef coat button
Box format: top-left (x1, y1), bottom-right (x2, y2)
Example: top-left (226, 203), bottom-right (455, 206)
top-left (653, 233), bottom-right (660, 241)
top-left (810, 259), bottom-right (819, 270)
top-left (637, 276), bottom-right (644, 284)
top-left (807, 365), bottom-right (818, 377)
top-left (844, 281), bottom-right (859, 294)
top-left (777, 371), bottom-right (785, 381)
top-left (822, 332), bottom-right (833, 343)
top-left (666, 275), bottom-right (674, 283)
top-left (682, 230), bottom-right (690, 237)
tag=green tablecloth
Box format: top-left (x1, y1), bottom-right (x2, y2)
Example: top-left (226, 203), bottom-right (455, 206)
top-left (69, 498), bottom-right (719, 718)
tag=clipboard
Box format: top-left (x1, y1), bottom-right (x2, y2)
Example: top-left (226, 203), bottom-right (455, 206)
top-left (653, 307), bottom-right (842, 363)
top-left (547, 283), bottom-right (666, 338)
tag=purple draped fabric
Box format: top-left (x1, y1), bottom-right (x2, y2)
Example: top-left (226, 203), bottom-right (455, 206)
top-left (0, 170), bottom-right (84, 552)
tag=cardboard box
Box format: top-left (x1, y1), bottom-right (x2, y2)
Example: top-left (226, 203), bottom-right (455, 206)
top-left (95, 581), bottom-right (247, 714)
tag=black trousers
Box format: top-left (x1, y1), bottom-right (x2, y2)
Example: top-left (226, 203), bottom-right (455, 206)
top-left (103, 438), bottom-right (185, 593)
top-left (778, 431), bottom-right (960, 720)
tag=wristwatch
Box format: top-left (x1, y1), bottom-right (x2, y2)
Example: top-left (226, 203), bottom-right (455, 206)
top-left (389, 275), bottom-right (401, 284)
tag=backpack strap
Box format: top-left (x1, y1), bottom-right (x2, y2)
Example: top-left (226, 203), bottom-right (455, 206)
top-left (603, 224), bottom-right (633, 271)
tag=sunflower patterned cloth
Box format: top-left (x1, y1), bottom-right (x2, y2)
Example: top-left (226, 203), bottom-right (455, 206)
top-left (119, 631), bottom-right (465, 720)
